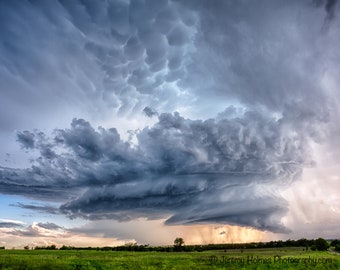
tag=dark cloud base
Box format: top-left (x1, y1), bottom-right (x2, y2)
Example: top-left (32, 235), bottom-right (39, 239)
top-left (1, 109), bottom-right (312, 233)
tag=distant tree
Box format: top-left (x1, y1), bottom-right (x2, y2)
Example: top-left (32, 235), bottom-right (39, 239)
top-left (335, 244), bottom-right (340, 253)
top-left (174, 237), bottom-right (184, 247)
top-left (60, 245), bottom-right (73, 250)
top-left (314, 238), bottom-right (329, 251)
top-left (174, 237), bottom-right (184, 251)
top-left (24, 245), bottom-right (30, 250)
top-left (124, 242), bottom-right (137, 251)
top-left (48, 244), bottom-right (57, 250)
top-left (296, 238), bottom-right (309, 251)
top-left (34, 245), bottom-right (57, 250)
top-left (331, 239), bottom-right (340, 247)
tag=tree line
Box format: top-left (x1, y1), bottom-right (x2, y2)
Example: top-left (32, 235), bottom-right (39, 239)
top-left (14, 237), bottom-right (338, 252)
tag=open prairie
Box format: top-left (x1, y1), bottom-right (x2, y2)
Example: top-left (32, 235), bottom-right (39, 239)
top-left (1, 247), bottom-right (339, 270)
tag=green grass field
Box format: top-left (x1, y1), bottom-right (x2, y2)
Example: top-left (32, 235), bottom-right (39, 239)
top-left (0, 247), bottom-right (339, 270)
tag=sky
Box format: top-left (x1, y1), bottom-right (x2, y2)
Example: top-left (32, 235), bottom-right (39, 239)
top-left (1, 0), bottom-right (340, 249)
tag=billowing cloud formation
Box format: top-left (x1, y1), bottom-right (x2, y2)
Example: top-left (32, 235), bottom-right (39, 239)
top-left (0, 108), bottom-right (314, 232)
top-left (1, 0), bottom-right (340, 240)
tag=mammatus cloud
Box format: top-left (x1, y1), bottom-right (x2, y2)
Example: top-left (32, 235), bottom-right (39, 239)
top-left (0, 0), bottom-right (197, 133)
top-left (3, 0), bottom-right (335, 131)
top-left (0, 108), bottom-right (315, 233)
top-left (0, 0), bottom-right (338, 125)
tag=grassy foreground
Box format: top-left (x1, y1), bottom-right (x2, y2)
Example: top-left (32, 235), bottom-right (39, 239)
top-left (0, 247), bottom-right (339, 270)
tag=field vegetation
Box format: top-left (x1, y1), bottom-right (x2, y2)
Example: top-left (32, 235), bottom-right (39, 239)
top-left (0, 238), bottom-right (339, 270)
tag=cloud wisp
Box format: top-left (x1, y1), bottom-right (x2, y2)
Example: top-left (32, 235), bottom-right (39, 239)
top-left (0, 219), bottom-right (24, 229)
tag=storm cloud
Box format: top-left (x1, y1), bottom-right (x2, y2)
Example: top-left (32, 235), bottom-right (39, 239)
top-left (1, 108), bottom-right (314, 232)
top-left (1, 0), bottom-right (340, 240)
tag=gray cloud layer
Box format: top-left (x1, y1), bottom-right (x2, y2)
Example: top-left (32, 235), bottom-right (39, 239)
top-left (0, 221), bottom-right (23, 228)
top-left (1, 108), bottom-right (314, 232)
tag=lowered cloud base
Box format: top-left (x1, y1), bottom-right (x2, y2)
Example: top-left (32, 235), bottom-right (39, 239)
top-left (2, 107), bottom-right (314, 233)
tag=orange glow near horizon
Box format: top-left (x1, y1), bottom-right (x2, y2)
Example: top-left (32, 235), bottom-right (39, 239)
top-left (0, 218), bottom-right (272, 249)
top-left (177, 224), bottom-right (267, 245)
